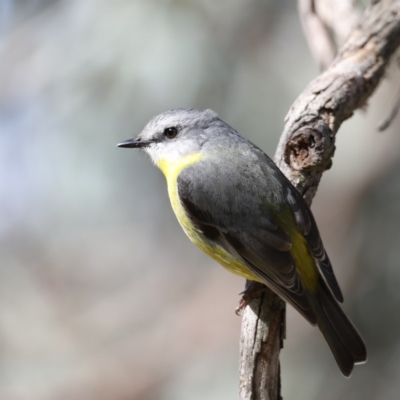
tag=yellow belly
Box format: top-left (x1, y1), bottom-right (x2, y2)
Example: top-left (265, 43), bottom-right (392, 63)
top-left (157, 153), bottom-right (262, 282)
top-left (156, 153), bottom-right (318, 290)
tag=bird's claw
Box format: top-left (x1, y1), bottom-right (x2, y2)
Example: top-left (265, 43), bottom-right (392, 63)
top-left (235, 282), bottom-right (266, 316)
top-left (235, 296), bottom-right (249, 316)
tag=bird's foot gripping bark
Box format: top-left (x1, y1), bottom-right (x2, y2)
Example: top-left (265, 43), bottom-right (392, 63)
top-left (236, 280), bottom-right (267, 316)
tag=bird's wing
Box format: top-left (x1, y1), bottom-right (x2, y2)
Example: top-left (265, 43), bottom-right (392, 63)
top-left (285, 184), bottom-right (343, 302)
top-left (177, 166), bottom-right (317, 324)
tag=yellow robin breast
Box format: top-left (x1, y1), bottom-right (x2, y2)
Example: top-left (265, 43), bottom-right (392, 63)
top-left (156, 153), bottom-right (318, 291)
top-left (156, 153), bottom-right (262, 282)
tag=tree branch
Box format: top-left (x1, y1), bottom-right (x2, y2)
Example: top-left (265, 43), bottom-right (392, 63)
top-left (298, 0), bottom-right (361, 70)
top-left (297, 0), bottom-right (337, 70)
top-left (239, 1), bottom-right (400, 399)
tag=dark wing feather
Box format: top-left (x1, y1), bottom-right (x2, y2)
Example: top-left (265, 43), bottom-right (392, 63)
top-left (285, 186), bottom-right (344, 302)
top-left (178, 170), bottom-right (317, 324)
top-left (220, 230), bottom-right (316, 324)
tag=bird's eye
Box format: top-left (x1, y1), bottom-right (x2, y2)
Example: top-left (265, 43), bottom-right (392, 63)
top-left (164, 127), bottom-right (178, 139)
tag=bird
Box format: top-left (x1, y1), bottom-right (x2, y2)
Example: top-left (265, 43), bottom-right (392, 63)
top-left (117, 108), bottom-right (367, 376)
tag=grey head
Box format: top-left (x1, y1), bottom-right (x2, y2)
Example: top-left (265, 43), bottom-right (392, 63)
top-left (117, 108), bottom-right (234, 165)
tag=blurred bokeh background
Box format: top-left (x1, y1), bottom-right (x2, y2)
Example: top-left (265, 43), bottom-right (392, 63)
top-left (1, 1), bottom-right (400, 399)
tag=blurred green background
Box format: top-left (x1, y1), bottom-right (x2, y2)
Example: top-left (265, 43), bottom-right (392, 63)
top-left (1, 1), bottom-right (400, 399)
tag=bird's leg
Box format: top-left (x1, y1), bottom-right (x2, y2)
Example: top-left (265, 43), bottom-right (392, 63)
top-left (235, 280), bottom-right (267, 315)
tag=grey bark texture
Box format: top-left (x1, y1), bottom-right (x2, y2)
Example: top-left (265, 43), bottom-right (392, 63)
top-left (239, 1), bottom-right (400, 399)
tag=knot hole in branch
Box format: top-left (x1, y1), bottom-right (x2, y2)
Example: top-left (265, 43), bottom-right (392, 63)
top-left (284, 126), bottom-right (335, 172)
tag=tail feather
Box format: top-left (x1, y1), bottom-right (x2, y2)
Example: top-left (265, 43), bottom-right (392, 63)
top-left (310, 279), bottom-right (367, 376)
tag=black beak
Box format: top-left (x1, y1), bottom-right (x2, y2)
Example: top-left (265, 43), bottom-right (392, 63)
top-left (116, 138), bottom-right (150, 149)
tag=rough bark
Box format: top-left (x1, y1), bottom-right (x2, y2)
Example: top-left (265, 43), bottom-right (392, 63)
top-left (239, 1), bottom-right (400, 399)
